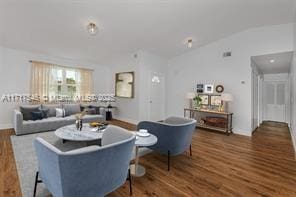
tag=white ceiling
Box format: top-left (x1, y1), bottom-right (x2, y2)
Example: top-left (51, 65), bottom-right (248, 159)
top-left (0, 0), bottom-right (294, 64)
top-left (252, 52), bottom-right (293, 74)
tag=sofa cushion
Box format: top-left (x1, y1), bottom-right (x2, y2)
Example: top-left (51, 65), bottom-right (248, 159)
top-left (63, 104), bottom-right (81, 116)
top-left (20, 105), bottom-right (41, 120)
top-left (42, 104), bottom-right (62, 117)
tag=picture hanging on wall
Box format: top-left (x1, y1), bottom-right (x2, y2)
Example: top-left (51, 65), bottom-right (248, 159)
top-left (210, 95), bottom-right (222, 106)
top-left (196, 84), bottom-right (204, 93)
top-left (204, 84), bottom-right (214, 94)
top-left (198, 94), bottom-right (210, 105)
top-left (115, 72), bottom-right (134, 98)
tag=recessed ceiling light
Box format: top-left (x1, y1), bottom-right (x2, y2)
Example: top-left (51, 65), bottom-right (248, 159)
top-left (87, 23), bottom-right (98, 35)
top-left (270, 59), bottom-right (275, 63)
top-left (187, 39), bottom-right (193, 48)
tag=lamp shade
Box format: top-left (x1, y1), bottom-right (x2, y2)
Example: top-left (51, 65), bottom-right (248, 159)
top-left (186, 92), bottom-right (196, 99)
top-left (221, 93), bottom-right (233, 101)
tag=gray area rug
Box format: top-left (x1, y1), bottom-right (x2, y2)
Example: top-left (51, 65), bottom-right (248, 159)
top-left (11, 131), bottom-right (151, 197)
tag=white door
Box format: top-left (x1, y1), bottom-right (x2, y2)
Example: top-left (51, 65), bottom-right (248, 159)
top-left (263, 82), bottom-right (287, 123)
top-left (148, 72), bottom-right (165, 121)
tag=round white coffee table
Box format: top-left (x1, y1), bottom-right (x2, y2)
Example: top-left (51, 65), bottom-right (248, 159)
top-left (130, 133), bottom-right (158, 177)
top-left (55, 123), bottom-right (105, 142)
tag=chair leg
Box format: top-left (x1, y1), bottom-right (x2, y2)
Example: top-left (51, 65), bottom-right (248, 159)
top-left (33, 171), bottom-right (39, 197)
top-left (167, 150), bottom-right (170, 171)
top-left (128, 168), bottom-right (132, 196)
top-left (190, 144), bottom-right (192, 156)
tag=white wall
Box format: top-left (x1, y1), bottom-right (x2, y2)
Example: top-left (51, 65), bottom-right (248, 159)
top-left (166, 24), bottom-right (293, 136)
top-left (109, 53), bottom-right (141, 124)
top-left (110, 51), bottom-right (167, 124)
top-left (290, 17), bottom-right (296, 152)
top-left (0, 46), bottom-right (111, 129)
top-left (138, 51), bottom-right (167, 121)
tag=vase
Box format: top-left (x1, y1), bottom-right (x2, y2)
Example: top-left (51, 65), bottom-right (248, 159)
top-left (75, 119), bottom-right (83, 131)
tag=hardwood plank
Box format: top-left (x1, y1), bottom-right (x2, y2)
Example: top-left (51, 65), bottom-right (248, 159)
top-left (0, 120), bottom-right (295, 197)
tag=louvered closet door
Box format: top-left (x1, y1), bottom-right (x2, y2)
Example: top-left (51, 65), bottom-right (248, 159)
top-left (263, 82), bottom-right (286, 123)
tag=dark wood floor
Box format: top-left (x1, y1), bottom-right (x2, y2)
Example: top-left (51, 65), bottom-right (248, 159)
top-left (1, 120), bottom-right (296, 197)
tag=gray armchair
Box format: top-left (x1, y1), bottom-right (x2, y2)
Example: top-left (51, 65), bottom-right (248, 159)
top-left (33, 125), bottom-right (136, 197)
top-left (137, 117), bottom-right (197, 171)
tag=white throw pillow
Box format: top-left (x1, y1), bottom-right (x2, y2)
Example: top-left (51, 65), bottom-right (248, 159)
top-left (56, 108), bottom-right (65, 118)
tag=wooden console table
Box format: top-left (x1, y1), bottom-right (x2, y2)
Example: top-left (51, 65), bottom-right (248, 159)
top-left (184, 108), bottom-right (233, 135)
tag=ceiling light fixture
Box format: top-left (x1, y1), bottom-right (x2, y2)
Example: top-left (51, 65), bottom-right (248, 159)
top-left (87, 23), bottom-right (98, 35)
top-left (187, 39), bottom-right (193, 48)
top-left (270, 59), bottom-right (275, 63)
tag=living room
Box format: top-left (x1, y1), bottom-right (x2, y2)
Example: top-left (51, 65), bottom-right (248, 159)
top-left (1, 1), bottom-right (296, 197)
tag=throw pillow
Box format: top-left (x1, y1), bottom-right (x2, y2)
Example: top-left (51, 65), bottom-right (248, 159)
top-left (31, 111), bottom-right (43, 121)
top-left (90, 105), bottom-right (101, 115)
top-left (40, 109), bottom-right (49, 119)
top-left (41, 104), bottom-right (62, 117)
top-left (86, 108), bottom-right (96, 115)
top-left (20, 105), bottom-right (41, 120)
top-left (56, 108), bottom-right (65, 118)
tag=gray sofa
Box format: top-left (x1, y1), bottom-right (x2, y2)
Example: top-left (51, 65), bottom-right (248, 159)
top-left (14, 104), bottom-right (106, 135)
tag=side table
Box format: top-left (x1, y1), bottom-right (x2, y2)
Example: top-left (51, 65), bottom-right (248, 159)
top-left (130, 133), bottom-right (158, 177)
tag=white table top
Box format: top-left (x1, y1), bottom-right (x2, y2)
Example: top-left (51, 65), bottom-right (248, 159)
top-left (55, 124), bottom-right (104, 141)
top-left (135, 133), bottom-right (158, 147)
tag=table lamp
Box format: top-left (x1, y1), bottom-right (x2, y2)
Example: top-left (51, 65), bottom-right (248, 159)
top-left (221, 93), bottom-right (233, 112)
top-left (186, 92), bottom-right (196, 109)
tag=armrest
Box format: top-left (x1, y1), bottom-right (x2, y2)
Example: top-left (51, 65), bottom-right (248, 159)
top-left (14, 109), bottom-right (23, 135)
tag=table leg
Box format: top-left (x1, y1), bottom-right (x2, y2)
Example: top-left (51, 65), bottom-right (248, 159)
top-left (130, 146), bottom-right (146, 177)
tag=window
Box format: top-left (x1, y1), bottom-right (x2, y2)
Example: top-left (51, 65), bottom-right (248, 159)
top-left (30, 61), bottom-right (93, 102)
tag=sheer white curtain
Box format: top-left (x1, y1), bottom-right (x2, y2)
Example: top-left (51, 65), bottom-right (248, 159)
top-left (30, 61), bottom-right (94, 103)
top-left (30, 61), bottom-right (57, 102)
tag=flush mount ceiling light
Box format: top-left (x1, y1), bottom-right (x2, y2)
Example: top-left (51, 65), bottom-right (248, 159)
top-left (270, 59), bottom-right (275, 63)
top-left (87, 23), bottom-right (98, 35)
top-left (187, 39), bottom-right (193, 48)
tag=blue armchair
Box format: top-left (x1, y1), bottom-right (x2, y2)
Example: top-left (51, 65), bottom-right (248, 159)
top-left (137, 117), bottom-right (197, 171)
top-left (33, 125), bottom-right (136, 197)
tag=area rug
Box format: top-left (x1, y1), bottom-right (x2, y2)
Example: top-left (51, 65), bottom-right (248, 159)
top-left (11, 131), bottom-right (151, 197)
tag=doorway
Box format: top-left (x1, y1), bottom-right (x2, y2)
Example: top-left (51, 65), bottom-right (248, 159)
top-left (148, 72), bottom-right (165, 121)
top-left (263, 81), bottom-right (287, 122)
top-left (251, 51), bottom-right (293, 131)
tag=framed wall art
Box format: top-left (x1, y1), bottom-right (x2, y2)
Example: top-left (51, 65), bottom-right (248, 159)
top-left (196, 84), bottom-right (204, 93)
top-left (198, 94), bottom-right (210, 105)
top-left (115, 72), bottom-right (134, 98)
top-left (204, 84), bottom-right (214, 94)
top-left (210, 95), bottom-right (222, 106)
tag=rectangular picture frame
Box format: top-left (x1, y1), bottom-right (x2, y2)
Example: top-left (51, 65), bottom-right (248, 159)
top-left (210, 95), bottom-right (222, 106)
top-left (198, 94), bottom-right (210, 105)
top-left (115, 71), bottom-right (135, 98)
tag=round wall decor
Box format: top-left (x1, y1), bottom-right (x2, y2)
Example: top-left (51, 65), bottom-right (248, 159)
top-left (216, 85), bottom-right (224, 93)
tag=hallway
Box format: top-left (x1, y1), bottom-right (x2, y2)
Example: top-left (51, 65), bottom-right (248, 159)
top-left (253, 121), bottom-right (295, 159)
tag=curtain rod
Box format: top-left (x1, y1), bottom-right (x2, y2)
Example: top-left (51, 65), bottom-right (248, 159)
top-left (28, 60), bottom-right (95, 71)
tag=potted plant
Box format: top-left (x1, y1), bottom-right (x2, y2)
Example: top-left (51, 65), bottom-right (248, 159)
top-left (193, 95), bottom-right (202, 109)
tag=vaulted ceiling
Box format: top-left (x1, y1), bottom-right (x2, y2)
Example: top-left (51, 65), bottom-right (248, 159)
top-left (0, 0), bottom-right (294, 64)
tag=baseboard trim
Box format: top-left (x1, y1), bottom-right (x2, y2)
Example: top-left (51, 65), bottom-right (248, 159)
top-left (0, 123), bottom-right (13, 130)
top-left (289, 127), bottom-right (296, 159)
top-left (112, 116), bottom-right (139, 125)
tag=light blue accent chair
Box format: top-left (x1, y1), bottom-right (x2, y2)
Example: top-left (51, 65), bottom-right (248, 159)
top-left (33, 125), bottom-right (136, 197)
top-left (137, 117), bottom-right (197, 171)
